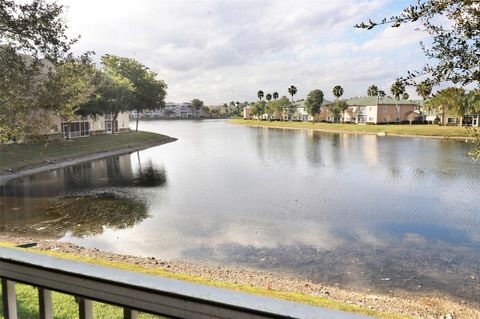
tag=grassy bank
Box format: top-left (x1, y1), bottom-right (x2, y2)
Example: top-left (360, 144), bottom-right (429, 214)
top-left (229, 119), bottom-right (473, 138)
top-left (0, 131), bottom-right (174, 173)
top-left (0, 242), bottom-right (410, 319)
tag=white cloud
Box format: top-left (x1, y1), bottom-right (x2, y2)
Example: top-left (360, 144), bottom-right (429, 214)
top-left (61, 0), bottom-right (429, 104)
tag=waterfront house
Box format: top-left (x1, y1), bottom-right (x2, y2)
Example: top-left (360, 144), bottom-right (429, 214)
top-left (28, 110), bottom-right (130, 139)
top-left (420, 106), bottom-right (479, 126)
top-left (242, 96), bottom-right (421, 124)
top-left (344, 96), bottom-right (418, 124)
top-left (131, 102), bottom-right (204, 119)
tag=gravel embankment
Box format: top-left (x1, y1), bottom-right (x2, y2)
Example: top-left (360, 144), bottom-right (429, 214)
top-left (1, 235), bottom-right (478, 319)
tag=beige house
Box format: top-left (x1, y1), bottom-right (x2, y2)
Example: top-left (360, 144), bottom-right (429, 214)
top-left (344, 96), bottom-right (418, 124)
top-left (28, 110), bottom-right (130, 139)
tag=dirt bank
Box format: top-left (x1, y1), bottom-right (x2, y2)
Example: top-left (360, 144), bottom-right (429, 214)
top-left (1, 235), bottom-right (478, 319)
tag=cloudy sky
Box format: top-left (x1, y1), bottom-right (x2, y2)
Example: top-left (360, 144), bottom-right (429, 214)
top-left (62, 0), bottom-right (428, 104)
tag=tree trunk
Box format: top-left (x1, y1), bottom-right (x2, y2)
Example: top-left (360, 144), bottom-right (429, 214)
top-left (136, 109), bottom-right (139, 132)
top-left (442, 108), bottom-right (445, 126)
top-left (113, 112), bottom-right (119, 134)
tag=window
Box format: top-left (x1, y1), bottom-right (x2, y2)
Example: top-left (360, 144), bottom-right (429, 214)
top-left (368, 117), bottom-right (374, 122)
top-left (383, 118), bottom-right (387, 122)
top-left (383, 106), bottom-right (387, 112)
top-left (395, 117), bottom-right (400, 122)
top-left (447, 118), bottom-right (456, 125)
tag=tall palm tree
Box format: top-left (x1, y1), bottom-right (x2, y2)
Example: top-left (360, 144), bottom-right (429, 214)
top-left (288, 85), bottom-right (297, 103)
top-left (378, 90), bottom-right (386, 98)
top-left (272, 92), bottom-right (279, 100)
top-left (402, 92), bottom-right (409, 100)
top-left (266, 93), bottom-right (272, 102)
top-left (367, 85), bottom-right (378, 97)
top-left (257, 90), bottom-right (264, 101)
top-left (332, 85), bottom-right (344, 100)
top-left (390, 79), bottom-right (406, 122)
top-left (332, 85), bottom-right (345, 123)
top-left (416, 80), bottom-right (433, 117)
top-left (390, 79), bottom-right (405, 101)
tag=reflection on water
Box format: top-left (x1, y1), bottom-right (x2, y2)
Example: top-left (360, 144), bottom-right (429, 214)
top-left (1, 120), bottom-right (479, 302)
top-left (0, 154), bottom-right (167, 237)
top-left (1, 195), bottom-right (148, 238)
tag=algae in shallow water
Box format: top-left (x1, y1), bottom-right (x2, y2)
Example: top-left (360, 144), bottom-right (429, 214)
top-left (2, 195), bottom-right (148, 238)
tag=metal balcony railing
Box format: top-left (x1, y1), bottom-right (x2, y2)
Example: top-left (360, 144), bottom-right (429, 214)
top-left (0, 247), bottom-right (371, 319)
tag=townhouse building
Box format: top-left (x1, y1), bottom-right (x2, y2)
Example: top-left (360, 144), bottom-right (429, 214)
top-left (131, 102), bottom-right (204, 119)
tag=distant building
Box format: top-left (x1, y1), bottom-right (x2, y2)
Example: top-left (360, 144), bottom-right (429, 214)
top-left (243, 96), bottom-right (422, 124)
top-left (131, 102), bottom-right (204, 119)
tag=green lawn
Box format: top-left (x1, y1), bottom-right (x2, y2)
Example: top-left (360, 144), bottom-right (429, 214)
top-left (0, 284), bottom-right (161, 319)
top-left (229, 119), bottom-right (473, 138)
top-left (0, 131), bottom-right (174, 172)
top-left (0, 243), bottom-right (411, 319)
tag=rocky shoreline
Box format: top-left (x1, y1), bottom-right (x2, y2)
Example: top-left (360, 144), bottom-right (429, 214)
top-left (1, 235), bottom-right (478, 319)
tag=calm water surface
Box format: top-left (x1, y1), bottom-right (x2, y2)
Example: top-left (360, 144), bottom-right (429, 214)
top-left (1, 120), bottom-right (479, 301)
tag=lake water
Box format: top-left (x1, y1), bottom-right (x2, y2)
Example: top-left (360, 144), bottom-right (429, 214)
top-left (1, 120), bottom-right (479, 302)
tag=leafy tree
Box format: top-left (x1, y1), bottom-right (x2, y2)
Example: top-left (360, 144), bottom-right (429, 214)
top-left (192, 99), bottom-right (204, 109)
top-left (0, 0), bottom-right (80, 142)
top-left (288, 85), bottom-right (297, 103)
top-left (101, 55), bottom-right (167, 131)
top-left (0, 46), bottom-right (41, 142)
top-left (304, 90), bottom-right (324, 123)
top-left (191, 98), bottom-right (204, 117)
top-left (428, 87), bottom-right (465, 126)
top-left (257, 90), bottom-right (264, 101)
top-left (378, 90), bottom-right (386, 98)
top-left (78, 70), bottom-right (134, 131)
top-left (465, 89), bottom-right (480, 115)
top-left (39, 54), bottom-right (97, 132)
top-left (402, 92), bottom-right (410, 100)
top-left (0, 0), bottom-right (77, 60)
top-left (367, 85), bottom-right (378, 97)
top-left (332, 85), bottom-right (344, 100)
top-left (267, 96), bottom-right (291, 120)
top-left (329, 100), bottom-right (348, 123)
top-left (272, 92), bottom-right (279, 100)
top-left (356, 0), bottom-right (479, 86)
top-left (266, 93), bottom-right (272, 102)
top-left (251, 100), bottom-right (266, 120)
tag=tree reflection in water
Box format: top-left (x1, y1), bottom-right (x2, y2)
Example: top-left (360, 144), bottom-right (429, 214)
top-left (0, 153), bottom-right (169, 238)
top-left (3, 195), bottom-right (148, 238)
